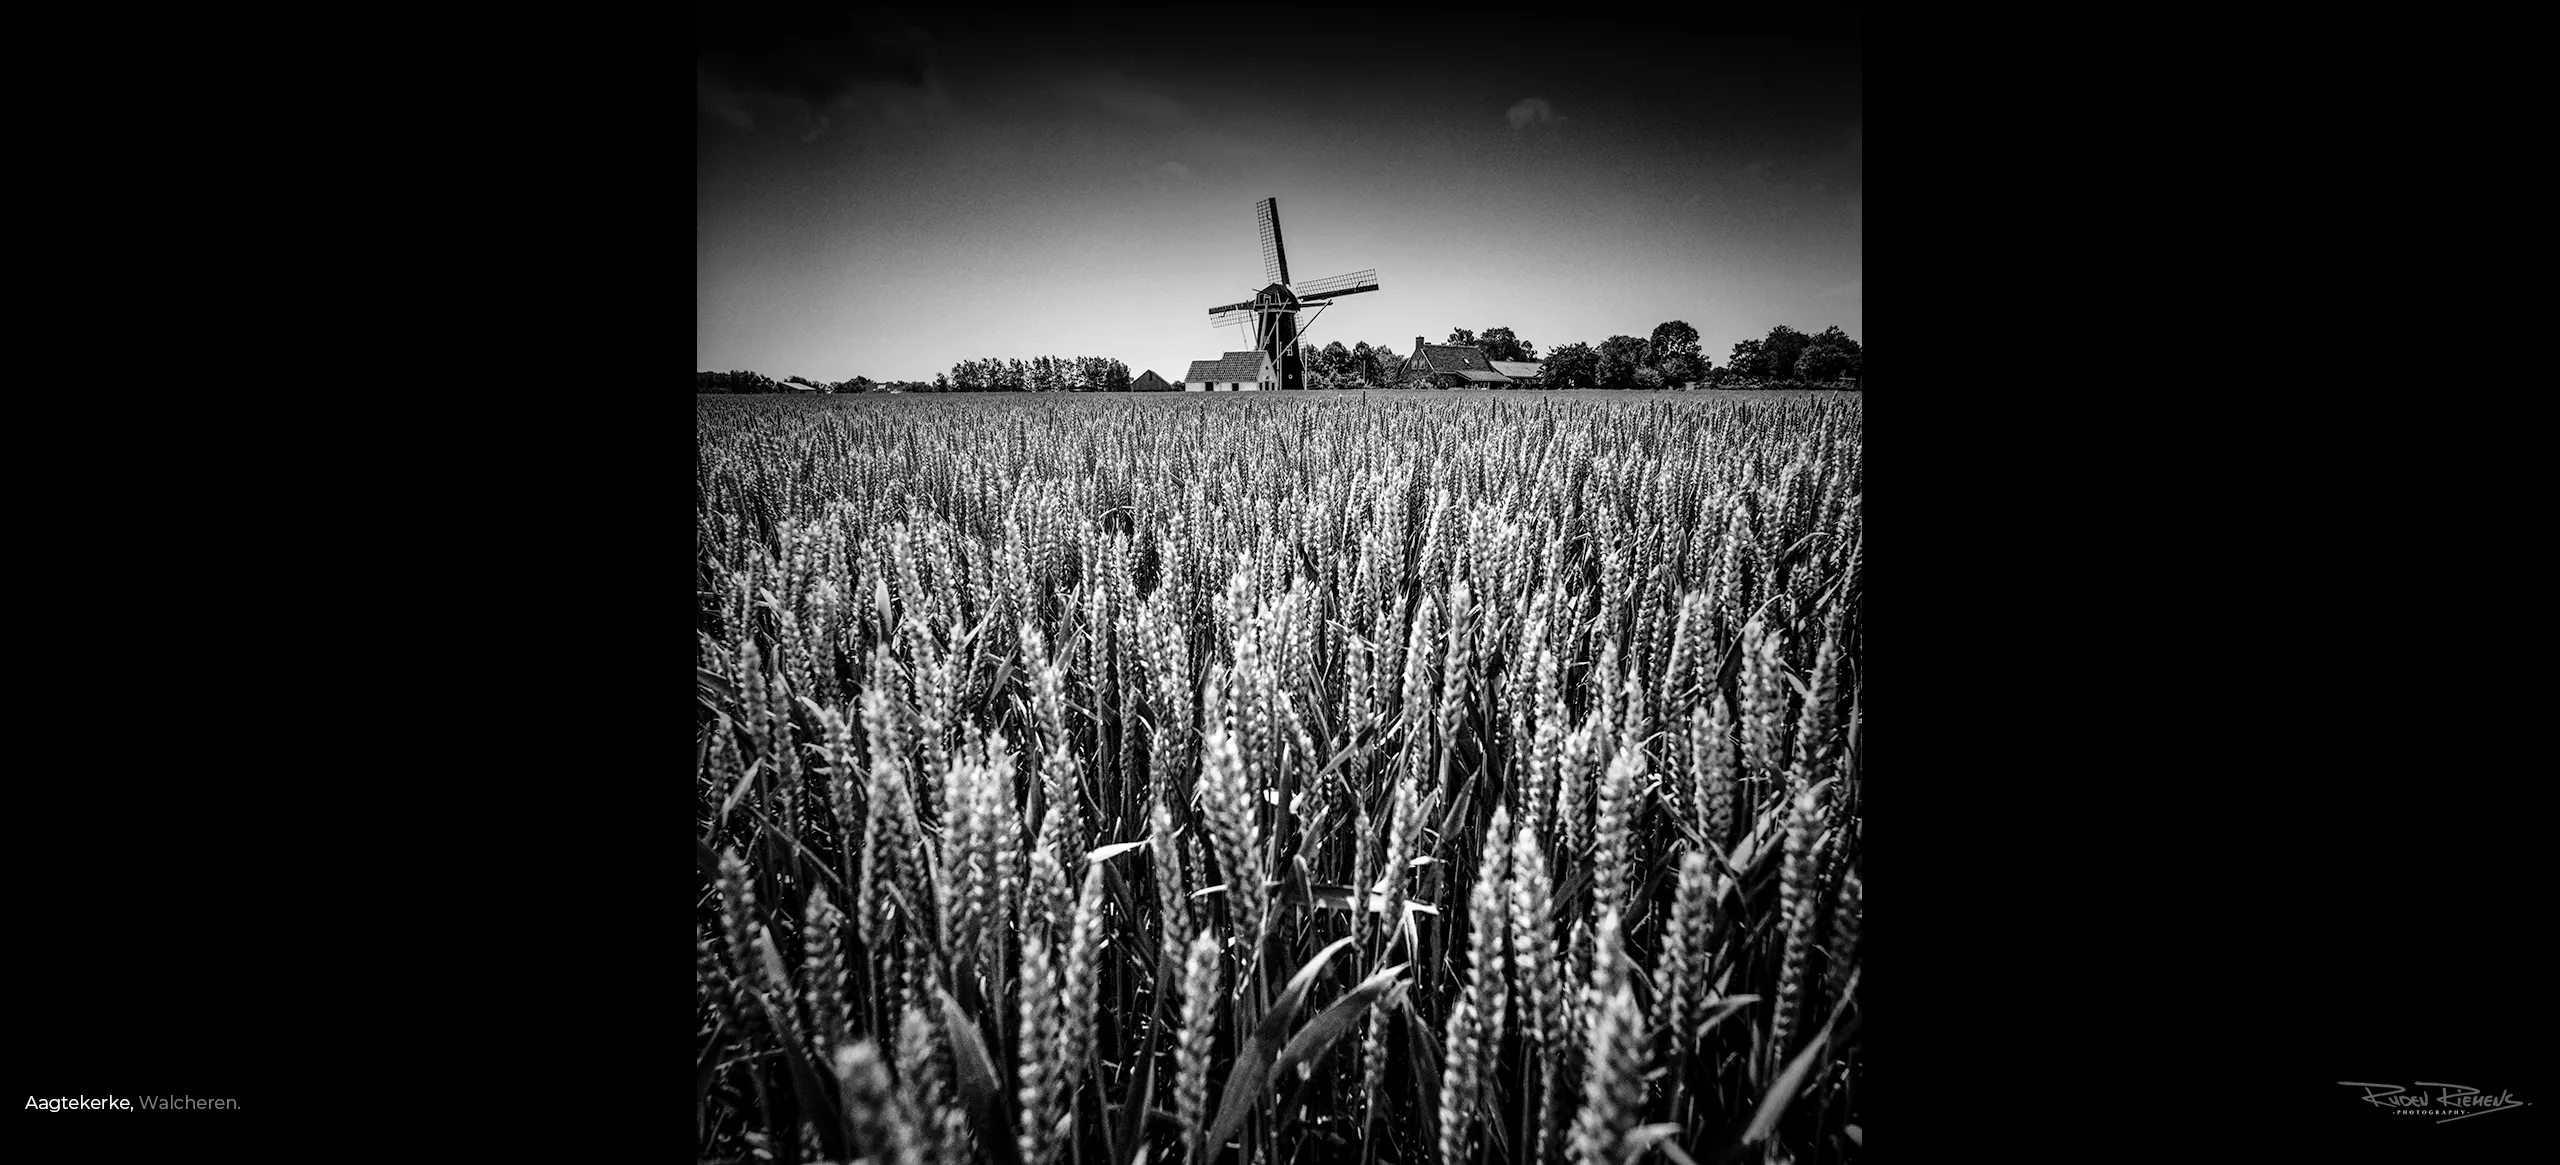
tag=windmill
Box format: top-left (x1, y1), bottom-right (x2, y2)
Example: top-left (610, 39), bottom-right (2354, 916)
top-left (1205, 197), bottom-right (1380, 390)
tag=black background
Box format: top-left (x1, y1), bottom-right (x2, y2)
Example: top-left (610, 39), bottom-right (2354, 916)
top-left (14, 2), bottom-right (2541, 1159)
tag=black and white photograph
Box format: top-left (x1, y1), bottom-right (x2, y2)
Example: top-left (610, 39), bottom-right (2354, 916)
top-left (694, 6), bottom-right (1862, 1164)
top-left (688, 5), bottom-right (2538, 1163)
top-left (16, 6), bottom-right (2554, 1160)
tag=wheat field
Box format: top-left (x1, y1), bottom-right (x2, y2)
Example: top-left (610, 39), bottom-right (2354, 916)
top-left (696, 391), bottom-right (1864, 1165)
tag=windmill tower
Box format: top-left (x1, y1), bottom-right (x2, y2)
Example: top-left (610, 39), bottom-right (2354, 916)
top-left (1205, 198), bottom-right (1381, 390)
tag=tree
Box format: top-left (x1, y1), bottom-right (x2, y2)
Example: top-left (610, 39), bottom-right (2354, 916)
top-left (1302, 342), bottom-right (1353, 389)
top-left (848, 375), bottom-right (876, 394)
top-left (1760, 326), bottom-right (1810, 383)
top-left (1476, 327), bottom-right (1535, 362)
top-left (1346, 341), bottom-right (1383, 388)
top-left (1794, 326), bottom-right (1861, 382)
top-left (1648, 320), bottom-right (1700, 368)
top-left (931, 373), bottom-right (949, 393)
top-left (1542, 341), bottom-right (1598, 388)
top-left (1794, 345), bottom-right (1848, 381)
top-left (1646, 320), bottom-right (1702, 384)
top-left (1633, 366), bottom-right (1666, 390)
top-left (1726, 339), bottom-right (1766, 380)
top-left (1446, 327), bottom-right (1477, 347)
top-left (1595, 335), bottom-right (1648, 389)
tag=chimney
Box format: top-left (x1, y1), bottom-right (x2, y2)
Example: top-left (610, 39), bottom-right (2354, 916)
top-left (1415, 336), bottom-right (1426, 352)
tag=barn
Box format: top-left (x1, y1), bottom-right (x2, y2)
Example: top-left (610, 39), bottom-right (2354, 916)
top-left (1184, 351), bottom-right (1272, 392)
top-left (1404, 337), bottom-right (1510, 388)
top-left (1489, 359), bottom-right (1544, 386)
top-left (1132, 369), bottom-right (1173, 392)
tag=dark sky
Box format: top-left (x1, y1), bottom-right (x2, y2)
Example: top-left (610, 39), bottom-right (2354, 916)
top-left (699, 4), bottom-right (1862, 382)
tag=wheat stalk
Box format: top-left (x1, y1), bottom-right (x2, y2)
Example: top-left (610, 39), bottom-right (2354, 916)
top-left (835, 1037), bottom-right (927, 1165)
top-left (1567, 910), bottom-right (1647, 1165)
top-left (1197, 723), bottom-right (1267, 955)
top-left (1015, 925), bottom-right (1067, 1165)
top-left (1176, 927), bottom-right (1222, 1163)
top-left (1768, 781), bottom-right (1829, 1074)
top-left (1656, 851), bottom-right (1716, 1058)
top-left (1510, 814), bottom-right (1566, 1165)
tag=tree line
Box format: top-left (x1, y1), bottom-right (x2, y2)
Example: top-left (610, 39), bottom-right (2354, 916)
top-left (1293, 321), bottom-right (1859, 389)
top-left (698, 324), bottom-right (1862, 395)
top-left (696, 355), bottom-right (1140, 395)
top-left (1722, 325), bottom-right (1862, 384)
top-left (695, 370), bottom-right (939, 395)
top-left (1297, 340), bottom-right (1408, 389)
top-left (1451, 321), bottom-right (1861, 389)
top-left (942, 355), bottom-right (1135, 393)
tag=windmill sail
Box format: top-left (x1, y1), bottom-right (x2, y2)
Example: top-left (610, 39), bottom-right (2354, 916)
top-left (1255, 197), bottom-right (1290, 287)
top-left (1290, 269), bottom-right (1380, 301)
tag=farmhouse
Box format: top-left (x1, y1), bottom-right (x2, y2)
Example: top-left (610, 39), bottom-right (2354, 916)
top-left (1404, 337), bottom-right (1510, 387)
top-left (1184, 351), bottom-right (1272, 392)
top-left (1131, 369), bottom-right (1173, 393)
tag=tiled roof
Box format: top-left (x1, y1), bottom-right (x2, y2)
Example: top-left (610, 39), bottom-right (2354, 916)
top-left (1185, 351), bottom-right (1268, 382)
top-left (1451, 370), bottom-right (1510, 383)
top-left (1489, 360), bottom-right (1544, 379)
top-left (1413, 344), bottom-right (1495, 373)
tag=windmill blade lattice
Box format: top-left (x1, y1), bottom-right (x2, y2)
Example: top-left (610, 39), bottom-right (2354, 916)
top-left (1255, 197), bottom-right (1290, 286)
top-left (1290, 269), bottom-right (1380, 301)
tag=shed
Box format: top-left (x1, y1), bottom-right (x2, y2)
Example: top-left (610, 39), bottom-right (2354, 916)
top-left (1132, 369), bottom-right (1173, 392)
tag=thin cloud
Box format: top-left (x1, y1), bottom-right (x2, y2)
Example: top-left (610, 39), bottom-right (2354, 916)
top-left (1507, 97), bottom-right (1563, 130)
top-left (697, 3), bottom-right (940, 133)
top-left (1064, 73), bottom-right (1185, 126)
top-left (697, 3), bottom-right (936, 102)
top-left (1806, 123), bottom-right (1862, 191)
top-left (698, 75), bottom-right (756, 129)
